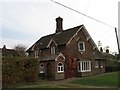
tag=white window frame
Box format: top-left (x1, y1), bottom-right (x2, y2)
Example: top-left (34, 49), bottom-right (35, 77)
top-left (35, 50), bottom-right (39, 58)
top-left (51, 46), bottom-right (55, 55)
top-left (39, 63), bottom-right (44, 73)
top-left (95, 61), bottom-right (99, 68)
top-left (78, 42), bottom-right (85, 52)
top-left (57, 62), bottom-right (64, 73)
top-left (78, 61), bottom-right (91, 72)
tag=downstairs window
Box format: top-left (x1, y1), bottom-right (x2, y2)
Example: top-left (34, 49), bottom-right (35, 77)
top-left (78, 61), bottom-right (91, 72)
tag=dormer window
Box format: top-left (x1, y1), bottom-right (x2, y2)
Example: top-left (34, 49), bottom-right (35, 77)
top-left (51, 46), bottom-right (55, 55)
top-left (78, 42), bottom-right (85, 52)
top-left (35, 50), bottom-right (39, 58)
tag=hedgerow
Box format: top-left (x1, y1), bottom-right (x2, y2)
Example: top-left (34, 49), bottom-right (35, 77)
top-left (2, 56), bottom-right (39, 87)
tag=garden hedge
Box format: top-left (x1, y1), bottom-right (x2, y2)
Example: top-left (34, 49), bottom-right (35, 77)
top-left (2, 56), bottom-right (39, 87)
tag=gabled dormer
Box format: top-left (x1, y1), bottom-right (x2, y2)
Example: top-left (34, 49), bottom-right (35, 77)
top-left (47, 39), bottom-right (57, 55)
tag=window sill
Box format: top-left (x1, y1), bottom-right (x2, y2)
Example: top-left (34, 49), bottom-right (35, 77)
top-left (40, 71), bottom-right (44, 73)
top-left (78, 50), bottom-right (85, 54)
top-left (58, 71), bottom-right (64, 74)
top-left (79, 49), bottom-right (85, 51)
top-left (78, 70), bottom-right (91, 72)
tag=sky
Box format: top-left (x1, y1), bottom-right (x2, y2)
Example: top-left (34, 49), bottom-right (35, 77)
top-left (0, 0), bottom-right (120, 54)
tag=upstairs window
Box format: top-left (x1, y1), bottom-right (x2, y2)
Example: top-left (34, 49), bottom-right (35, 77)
top-left (35, 50), bottom-right (39, 58)
top-left (78, 42), bottom-right (85, 52)
top-left (51, 46), bottom-right (55, 55)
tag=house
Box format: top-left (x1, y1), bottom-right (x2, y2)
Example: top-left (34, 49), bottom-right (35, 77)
top-left (101, 50), bottom-right (119, 72)
top-left (0, 45), bottom-right (18, 57)
top-left (27, 17), bottom-right (105, 80)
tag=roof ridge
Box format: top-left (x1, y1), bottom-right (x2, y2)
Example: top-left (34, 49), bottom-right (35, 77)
top-left (63, 25), bottom-right (83, 31)
top-left (37, 24), bottom-right (82, 38)
top-left (41, 25), bottom-right (82, 38)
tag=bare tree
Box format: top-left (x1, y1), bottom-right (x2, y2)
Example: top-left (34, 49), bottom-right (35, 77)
top-left (14, 44), bottom-right (27, 57)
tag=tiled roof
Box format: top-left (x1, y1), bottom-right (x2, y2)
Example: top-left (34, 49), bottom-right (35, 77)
top-left (94, 49), bottom-right (105, 60)
top-left (1, 48), bottom-right (18, 56)
top-left (27, 25), bottom-right (83, 51)
top-left (102, 52), bottom-right (115, 60)
top-left (40, 54), bottom-right (59, 61)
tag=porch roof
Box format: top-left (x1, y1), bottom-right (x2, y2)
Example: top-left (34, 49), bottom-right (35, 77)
top-left (40, 54), bottom-right (59, 61)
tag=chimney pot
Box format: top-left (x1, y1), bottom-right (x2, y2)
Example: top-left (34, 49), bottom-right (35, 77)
top-left (106, 49), bottom-right (109, 53)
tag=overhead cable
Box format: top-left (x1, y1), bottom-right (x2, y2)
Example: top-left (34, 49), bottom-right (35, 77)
top-left (50, 0), bottom-right (115, 29)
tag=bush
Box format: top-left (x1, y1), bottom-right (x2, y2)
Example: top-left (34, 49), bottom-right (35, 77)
top-left (2, 56), bottom-right (39, 87)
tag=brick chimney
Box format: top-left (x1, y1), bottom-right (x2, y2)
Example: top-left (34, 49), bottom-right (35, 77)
top-left (3, 45), bottom-right (6, 49)
top-left (106, 49), bottom-right (109, 53)
top-left (56, 17), bottom-right (63, 33)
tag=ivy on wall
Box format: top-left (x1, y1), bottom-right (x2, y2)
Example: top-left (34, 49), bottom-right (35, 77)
top-left (65, 49), bottom-right (77, 78)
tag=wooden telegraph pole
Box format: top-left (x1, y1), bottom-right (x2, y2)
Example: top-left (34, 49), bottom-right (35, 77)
top-left (115, 27), bottom-right (120, 59)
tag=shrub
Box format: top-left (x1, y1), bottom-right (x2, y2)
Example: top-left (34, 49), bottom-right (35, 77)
top-left (2, 56), bottom-right (39, 87)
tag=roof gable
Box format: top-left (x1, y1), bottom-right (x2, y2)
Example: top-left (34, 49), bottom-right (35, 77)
top-left (82, 25), bottom-right (97, 48)
top-left (66, 25), bottom-right (97, 49)
top-left (47, 39), bottom-right (57, 48)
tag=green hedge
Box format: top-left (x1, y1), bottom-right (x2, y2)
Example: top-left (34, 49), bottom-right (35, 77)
top-left (2, 56), bottom-right (39, 87)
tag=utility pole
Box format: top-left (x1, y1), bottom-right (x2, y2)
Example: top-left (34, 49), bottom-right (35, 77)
top-left (115, 27), bottom-right (120, 60)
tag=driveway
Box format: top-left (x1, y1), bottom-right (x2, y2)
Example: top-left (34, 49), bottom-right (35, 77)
top-left (18, 78), bottom-right (100, 88)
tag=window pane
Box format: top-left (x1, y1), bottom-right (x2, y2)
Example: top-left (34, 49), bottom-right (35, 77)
top-left (80, 43), bottom-right (83, 50)
top-left (83, 62), bottom-right (84, 70)
top-left (40, 64), bottom-right (43, 67)
top-left (78, 62), bottom-right (80, 71)
top-left (35, 50), bottom-right (39, 58)
top-left (58, 63), bottom-right (62, 66)
top-left (85, 62), bottom-right (87, 70)
top-left (87, 62), bottom-right (89, 70)
top-left (58, 67), bottom-right (60, 71)
top-left (51, 47), bottom-right (55, 54)
top-left (61, 67), bottom-right (63, 71)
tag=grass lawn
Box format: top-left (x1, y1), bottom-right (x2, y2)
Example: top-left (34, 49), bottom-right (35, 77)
top-left (70, 72), bottom-right (118, 87)
top-left (12, 72), bottom-right (118, 88)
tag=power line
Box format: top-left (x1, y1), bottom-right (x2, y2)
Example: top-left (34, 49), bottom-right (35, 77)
top-left (51, 0), bottom-right (120, 54)
top-left (81, 0), bottom-right (92, 22)
top-left (50, 0), bottom-right (115, 29)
